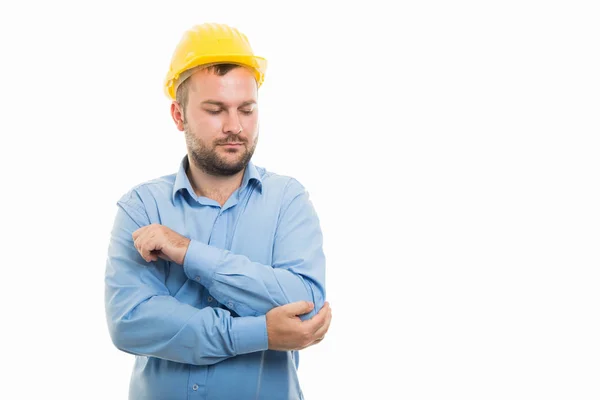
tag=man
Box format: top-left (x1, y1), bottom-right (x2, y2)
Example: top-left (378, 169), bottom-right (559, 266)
top-left (104, 23), bottom-right (330, 400)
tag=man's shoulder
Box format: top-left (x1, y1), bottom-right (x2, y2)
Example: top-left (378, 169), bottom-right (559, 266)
top-left (116, 172), bottom-right (177, 208)
top-left (256, 166), bottom-right (310, 205)
top-left (256, 166), bottom-right (307, 194)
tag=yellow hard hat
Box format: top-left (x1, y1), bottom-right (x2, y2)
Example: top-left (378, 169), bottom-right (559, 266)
top-left (164, 23), bottom-right (267, 100)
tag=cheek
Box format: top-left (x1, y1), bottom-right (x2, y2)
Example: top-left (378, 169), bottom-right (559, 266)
top-left (243, 114), bottom-right (259, 131)
top-left (188, 113), bottom-right (223, 132)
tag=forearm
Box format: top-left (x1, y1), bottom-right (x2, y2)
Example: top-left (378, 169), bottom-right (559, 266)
top-left (105, 201), bottom-right (268, 365)
top-left (183, 241), bottom-right (325, 320)
top-left (106, 290), bottom-right (267, 365)
top-left (182, 179), bottom-right (327, 320)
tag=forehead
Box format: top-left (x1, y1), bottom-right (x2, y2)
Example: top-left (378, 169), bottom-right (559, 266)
top-left (188, 67), bottom-right (257, 103)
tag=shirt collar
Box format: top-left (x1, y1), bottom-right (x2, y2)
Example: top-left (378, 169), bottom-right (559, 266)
top-left (172, 155), bottom-right (263, 202)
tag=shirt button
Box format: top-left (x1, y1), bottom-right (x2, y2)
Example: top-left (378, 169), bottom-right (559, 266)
top-left (207, 296), bottom-right (213, 302)
top-left (227, 302), bottom-right (233, 308)
top-left (192, 384), bottom-right (199, 391)
top-left (195, 276), bottom-right (201, 282)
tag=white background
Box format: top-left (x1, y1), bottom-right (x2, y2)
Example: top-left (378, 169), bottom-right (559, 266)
top-left (1, 1), bottom-right (599, 399)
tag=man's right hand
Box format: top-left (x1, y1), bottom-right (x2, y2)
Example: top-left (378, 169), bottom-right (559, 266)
top-left (266, 301), bottom-right (332, 351)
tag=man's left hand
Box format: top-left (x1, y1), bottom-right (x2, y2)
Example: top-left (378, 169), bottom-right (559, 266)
top-left (132, 224), bottom-right (191, 265)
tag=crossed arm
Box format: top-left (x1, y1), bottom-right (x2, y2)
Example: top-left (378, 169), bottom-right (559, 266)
top-left (104, 181), bottom-right (327, 365)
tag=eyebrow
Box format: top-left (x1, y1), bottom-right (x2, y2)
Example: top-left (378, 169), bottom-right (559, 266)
top-left (201, 100), bottom-right (257, 108)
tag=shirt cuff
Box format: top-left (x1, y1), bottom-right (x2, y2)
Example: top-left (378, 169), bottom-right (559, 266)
top-left (182, 240), bottom-right (224, 288)
top-left (231, 315), bottom-right (269, 355)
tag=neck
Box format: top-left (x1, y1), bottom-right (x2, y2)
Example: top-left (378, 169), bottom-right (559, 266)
top-left (185, 157), bottom-right (245, 206)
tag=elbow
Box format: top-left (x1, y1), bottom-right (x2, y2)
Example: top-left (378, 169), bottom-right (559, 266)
top-left (105, 294), bottom-right (156, 355)
top-left (298, 280), bottom-right (325, 321)
top-left (302, 298), bottom-right (324, 321)
top-left (106, 307), bottom-right (143, 355)
top-left (107, 318), bottom-right (131, 353)
top-left (108, 318), bottom-right (150, 358)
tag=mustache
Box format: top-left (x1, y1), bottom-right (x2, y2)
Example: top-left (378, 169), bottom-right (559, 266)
top-left (215, 136), bottom-right (246, 145)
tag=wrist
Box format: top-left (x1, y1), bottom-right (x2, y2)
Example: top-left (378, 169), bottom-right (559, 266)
top-left (178, 237), bottom-right (191, 264)
top-left (173, 236), bottom-right (190, 265)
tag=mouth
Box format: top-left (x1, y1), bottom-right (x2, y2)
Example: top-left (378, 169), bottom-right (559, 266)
top-left (219, 143), bottom-right (244, 147)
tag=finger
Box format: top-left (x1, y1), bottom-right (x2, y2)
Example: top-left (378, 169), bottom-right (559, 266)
top-left (134, 236), bottom-right (149, 262)
top-left (135, 232), bottom-right (158, 262)
top-left (133, 236), bottom-right (142, 256)
top-left (305, 302), bottom-right (330, 332)
top-left (298, 338), bottom-right (321, 350)
top-left (132, 227), bottom-right (148, 253)
top-left (300, 335), bottom-right (325, 350)
top-left (132, 226), bottom-right (147, 241)
top-left (313, 307), bottom-right (332, 338)
top-left (280, 301), bottom-right (314, 317)
top-left (148, 252), bottom-right (159, 262)
top-left (143, 236), bottom-right (160, 262)
top-left (159, 251), bottom-right (175, 263)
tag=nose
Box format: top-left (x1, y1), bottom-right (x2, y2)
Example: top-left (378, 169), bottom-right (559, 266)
top-left (223, 112), bottom-right (243, 135)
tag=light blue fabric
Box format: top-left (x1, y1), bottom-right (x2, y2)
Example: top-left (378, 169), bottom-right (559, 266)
top-left (105, 156), bottom-right (326, 399)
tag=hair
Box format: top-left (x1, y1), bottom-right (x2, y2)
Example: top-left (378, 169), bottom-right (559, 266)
top-left (175, 63), bottom-right (242, 117)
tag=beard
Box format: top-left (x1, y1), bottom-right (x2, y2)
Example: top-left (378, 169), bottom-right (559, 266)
top-left (184, 125), bottom-right (258, 177)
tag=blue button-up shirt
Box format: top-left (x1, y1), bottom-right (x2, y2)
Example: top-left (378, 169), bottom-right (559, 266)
top-left (104, 156), bottom-right (326, 400)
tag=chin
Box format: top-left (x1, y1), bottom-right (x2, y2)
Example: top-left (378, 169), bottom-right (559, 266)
top-left (218, 156), bottom-right (247, 169)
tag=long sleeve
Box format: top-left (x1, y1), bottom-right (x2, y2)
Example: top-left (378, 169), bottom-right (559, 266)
top-left (183, 178), bottom-right (326, 321)
top-left (104, 196), bottom-right (268, 365)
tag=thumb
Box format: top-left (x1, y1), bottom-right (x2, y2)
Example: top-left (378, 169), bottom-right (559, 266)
top-left (282, 301), bottom-right (314, 316)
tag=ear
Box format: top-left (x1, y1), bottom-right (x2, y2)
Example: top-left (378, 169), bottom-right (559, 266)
top-left (170, 101), bottom-right (185, 131)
